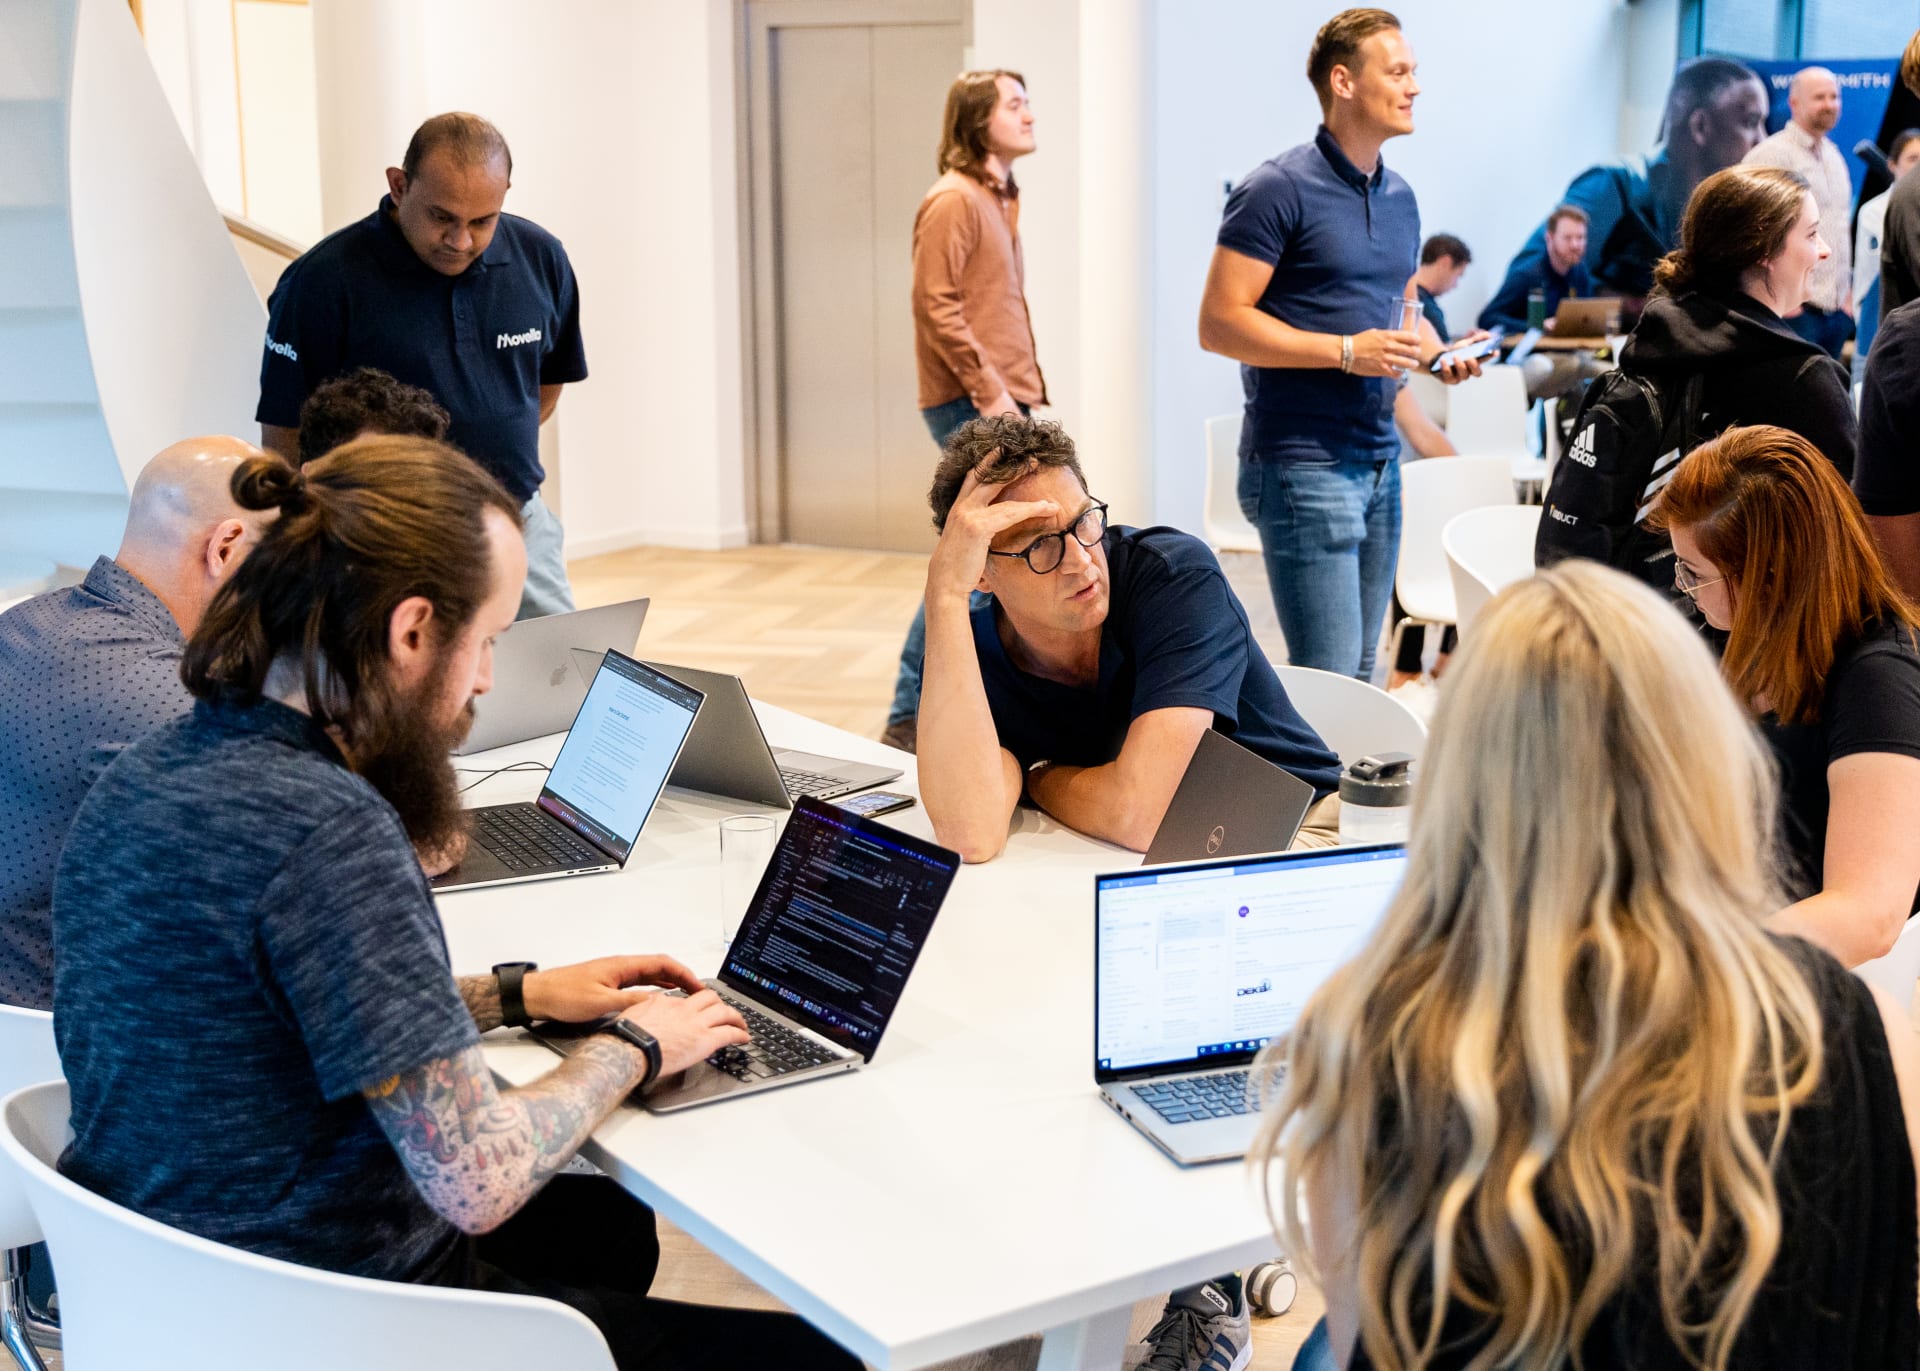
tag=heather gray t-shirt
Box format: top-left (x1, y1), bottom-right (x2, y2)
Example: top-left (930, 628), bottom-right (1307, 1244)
top-left (52, 697), bottom-right (479, 1281)
top-left (0, 557), bottom-right (188, 1009)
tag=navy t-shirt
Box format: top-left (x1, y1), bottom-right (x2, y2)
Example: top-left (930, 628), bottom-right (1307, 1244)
top-left (52, 698), bottom-right (480, 1281)
top-left (973, 526), bottom-right (1343, 795)
top-left (1216, 127), bottom-right (1422, 463)
top-left (257, 196), bottom-right (587, 502)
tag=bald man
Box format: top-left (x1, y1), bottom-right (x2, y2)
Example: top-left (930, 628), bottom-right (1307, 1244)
top-left (0, 436), bottom-right (275, 1009)
top-left (1745, 66), bottom-right (1854, 358)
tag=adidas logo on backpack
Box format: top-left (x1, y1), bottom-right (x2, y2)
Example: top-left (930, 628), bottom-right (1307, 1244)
top-left (1567, 425), bottom-right (1597, 468)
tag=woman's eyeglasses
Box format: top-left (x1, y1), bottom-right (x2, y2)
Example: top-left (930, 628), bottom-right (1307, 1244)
top-left (1673, 560), bottom-right (1724, 600)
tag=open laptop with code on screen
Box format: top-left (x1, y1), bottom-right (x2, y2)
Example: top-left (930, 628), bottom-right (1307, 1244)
top-left (1094, 843), bottom-right (1407, 1165)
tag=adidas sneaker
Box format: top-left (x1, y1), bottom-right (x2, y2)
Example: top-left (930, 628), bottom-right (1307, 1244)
top-left (1140, 1274), bottom-right (1252, 1371)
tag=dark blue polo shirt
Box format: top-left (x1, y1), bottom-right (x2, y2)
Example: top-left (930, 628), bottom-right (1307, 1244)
top-left (257, 196), bottom-right (587, 502)
top-left (972, 526), bottom-right (1344, 796)
top-left (1217, 127), bottom-right (1421, 464)
top-left (53, 697), bottom-right (479, 1282)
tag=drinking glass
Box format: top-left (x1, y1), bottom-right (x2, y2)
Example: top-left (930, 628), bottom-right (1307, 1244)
top-left (718, 814), bottom-right (778, 945)
top-left (1389, 296), bottom-right (1421, 374)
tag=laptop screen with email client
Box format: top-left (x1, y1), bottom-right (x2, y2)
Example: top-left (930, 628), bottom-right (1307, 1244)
top-left (537, 652), bottom-right (703, 861)
top-left (1093, 844), bottom-right (1406, 1081)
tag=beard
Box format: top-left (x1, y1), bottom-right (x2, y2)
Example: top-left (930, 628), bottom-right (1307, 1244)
top-left (350, 659), bottom-right (477, 858)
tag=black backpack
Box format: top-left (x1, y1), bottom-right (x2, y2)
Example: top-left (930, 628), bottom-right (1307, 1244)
top-left (1535, 368), bottom-right (1705, 592)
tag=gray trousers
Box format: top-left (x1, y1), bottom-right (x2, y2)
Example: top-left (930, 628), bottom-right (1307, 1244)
top-left (517, 493), bottom-right (577, 621)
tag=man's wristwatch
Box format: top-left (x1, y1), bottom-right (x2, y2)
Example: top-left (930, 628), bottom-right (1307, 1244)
top-left (492, 961), bottom-right (538, 1029)
top-left (606, 1018), bottom-right (664, 1089)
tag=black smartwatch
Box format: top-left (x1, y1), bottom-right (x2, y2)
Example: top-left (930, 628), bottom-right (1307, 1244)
top-left (606, 1018), bottom-right (664, 1089)
top-left (491, 961), bottom-right (538, 1029)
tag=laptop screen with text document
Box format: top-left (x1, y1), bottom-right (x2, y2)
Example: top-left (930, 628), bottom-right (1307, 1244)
top-left (1094, 844), bottom-right (1406, 1080)
top-left (537, 652), bottom-right (703, 861)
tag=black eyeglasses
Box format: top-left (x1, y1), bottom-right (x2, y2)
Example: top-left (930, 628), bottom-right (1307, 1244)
top-left (988, 503), bottom-right (1109, 574)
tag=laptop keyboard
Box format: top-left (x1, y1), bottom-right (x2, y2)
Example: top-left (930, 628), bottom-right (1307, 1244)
top-left (705, 993), bottom-right (847, 1080)
top-left (777, 765), bottom-right (848, 798)
top-left (1132, 1070), bottom-right (1258, 1124)
top-left (473, 806), bottom-right (602, 871)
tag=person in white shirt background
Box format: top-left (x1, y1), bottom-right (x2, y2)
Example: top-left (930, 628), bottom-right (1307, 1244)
top-left (1744, 67), bottom-right (1854, 360)
top-left (1854, 128), bottom-right (1920, 382)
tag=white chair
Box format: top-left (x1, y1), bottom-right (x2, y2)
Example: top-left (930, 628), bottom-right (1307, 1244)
top-left (1442, 365), bottom-right (1531, 460)
top-left (1442, 505), bottom-right (1543, 639)
top-left (0, 1082), bottom-right (618, 1371)
top-left (1394, 455), bottom-right (1516, 661)
top-left (1201, 413), bottom-right (1261, 554)
top-left (1276, 664), bottom-right (1427, 767)
top-left (1855, 914), bottom-right (1920, 1014)
top-left (1405, 369), bottom-right (1448, 428)
top-left (0, 1008), bottom-right (58, 1371)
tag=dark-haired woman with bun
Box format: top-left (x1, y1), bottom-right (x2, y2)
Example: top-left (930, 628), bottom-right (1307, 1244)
top-left (1622, 164), bottom-right (1857, 474)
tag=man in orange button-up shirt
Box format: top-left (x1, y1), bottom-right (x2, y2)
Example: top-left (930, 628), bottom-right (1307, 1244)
top-left (885, 69), bottom-right (1048, 751)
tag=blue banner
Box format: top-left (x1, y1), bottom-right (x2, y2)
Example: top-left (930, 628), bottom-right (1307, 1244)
top-left (1745, 58), bottom-right (1900, 202)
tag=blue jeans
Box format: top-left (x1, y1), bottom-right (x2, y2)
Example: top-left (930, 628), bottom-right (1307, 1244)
top-left (887, 397), bottom-right (1024, 727)
top-left (1292, 1318), bottom-right (1337, 1370)
top-left (1237, 455), bottom-right (1401, 681)
top-left (516, 493), bottom-right (578, 621)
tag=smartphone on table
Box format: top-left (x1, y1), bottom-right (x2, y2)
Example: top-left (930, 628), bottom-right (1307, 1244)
top-left (836, 791), bottom-right (915, 818)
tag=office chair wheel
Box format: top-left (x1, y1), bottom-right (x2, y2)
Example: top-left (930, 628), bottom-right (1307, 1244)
top-left (1248, 1258), bottom-right (1297, 1317)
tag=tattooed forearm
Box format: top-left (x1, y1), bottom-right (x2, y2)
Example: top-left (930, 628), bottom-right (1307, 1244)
top-left (458, 974), bottom-right (504, 1033)
top-left (363, 1038), bottom-right (647, 1234)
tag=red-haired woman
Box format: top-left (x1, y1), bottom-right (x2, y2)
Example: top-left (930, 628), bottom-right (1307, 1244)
top-left (1653, 424), bottom-right (1920, 966)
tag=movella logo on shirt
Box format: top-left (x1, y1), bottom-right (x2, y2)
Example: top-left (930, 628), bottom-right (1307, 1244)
top-left (497, 327), bottom-right (543, 349)
top-left (265, 336), bottom-right (298, 362)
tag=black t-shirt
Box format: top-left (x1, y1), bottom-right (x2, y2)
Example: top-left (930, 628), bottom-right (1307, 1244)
top-left (52, 698), bottom-right (480, 1281)
top-left (256, 196), bottom-right (588, 502)
top-left (1856, 299), bottom-right (1920, 517)
top-left (1761, 619), bottom-right (1920, 897)
top-left (971, 525), bottom-right (1344, 796)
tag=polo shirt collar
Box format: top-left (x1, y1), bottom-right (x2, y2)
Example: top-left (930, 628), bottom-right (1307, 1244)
top-left (196, 693), bottom-right (345, 762)
top-left (82, 556), bottom-right (182, 646)
top-left (370, 194), bottom-right (514, 277)
top-left (1314, 125), bottom-right (1385, 192)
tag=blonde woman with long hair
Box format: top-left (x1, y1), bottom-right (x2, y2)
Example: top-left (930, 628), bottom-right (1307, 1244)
top-left (1261, 562), bottom-right (1920, 1370)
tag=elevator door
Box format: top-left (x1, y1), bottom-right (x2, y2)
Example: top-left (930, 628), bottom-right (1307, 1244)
top-left (755, 9), bottom-right (964, 551)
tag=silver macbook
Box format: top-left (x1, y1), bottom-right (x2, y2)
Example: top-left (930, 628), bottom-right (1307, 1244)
top-left (1094, 843), bottom-right (1406, 1165)
top-left (455, 598), bottom-right (650, 755)
top-left (433, 652), bottom-right (703, 893)
top-left (1142, 730), bottom-right (1317, 866)
top-left (531, 797), bottom-right (959, 1110)
top-left (647, 661), bottom-right (901, 806)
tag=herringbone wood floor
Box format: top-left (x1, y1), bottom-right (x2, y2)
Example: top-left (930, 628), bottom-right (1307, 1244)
top-left (22, 543), bottom-right (1318, 1371)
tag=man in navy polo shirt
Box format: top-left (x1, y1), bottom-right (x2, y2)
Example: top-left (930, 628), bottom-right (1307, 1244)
top-left (256, 113), bottom-right (586, 620)
top-left (1198, 8), bottom-right (1481, 682)
top-left (914, 414), bottom-right (1342, 867)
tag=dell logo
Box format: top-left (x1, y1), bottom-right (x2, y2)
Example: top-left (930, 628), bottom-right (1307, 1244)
top-left (1206, 825), bottom-right (1225, 854)
top-left (549, 666), bottom-right (568, 687)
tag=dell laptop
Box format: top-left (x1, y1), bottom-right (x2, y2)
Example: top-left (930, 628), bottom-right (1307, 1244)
top-left (1094, 843), bottom-right (1407, 1165)
top-left (647, 661), bottom-right (901, 806)
top-left (456, 598), bottom-right (651, 755)
top-left (1142, 729), bottom-right (1317, 866)
top-left (532, 796), bottom-right (958, 1110)
top-left (433, 652), bottom-right (703, 893)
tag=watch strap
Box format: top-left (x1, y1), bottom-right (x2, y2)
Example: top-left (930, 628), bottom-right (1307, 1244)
top-left (492, 961), bottom-right (537, 1029)
top-left (608, 1018), bottom-right (664, 1088)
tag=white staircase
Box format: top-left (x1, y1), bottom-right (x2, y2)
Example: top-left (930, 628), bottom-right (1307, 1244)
top-left (0, 0), bottom-right (265, 572)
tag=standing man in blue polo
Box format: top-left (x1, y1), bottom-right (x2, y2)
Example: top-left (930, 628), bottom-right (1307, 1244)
top-left (256, 113), bottom-right (585, 619)
top-left (1198, 8), bottom-right (1479, 681)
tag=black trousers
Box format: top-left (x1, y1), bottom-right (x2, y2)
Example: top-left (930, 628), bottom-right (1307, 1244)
top-left (419, 1175), bottom-right (860, 1371)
